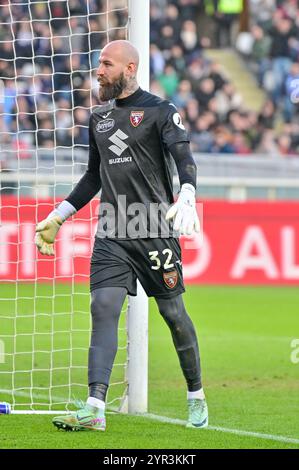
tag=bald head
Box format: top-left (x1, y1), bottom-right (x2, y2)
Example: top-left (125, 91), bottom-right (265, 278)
top-left (101, 40), bottom-right (139, 69)
top-left (97, 40), bottom-right (140, 101)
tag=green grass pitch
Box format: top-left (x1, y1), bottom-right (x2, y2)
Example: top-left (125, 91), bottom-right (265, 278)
top-left (0, 284), bottom-right (299, 449)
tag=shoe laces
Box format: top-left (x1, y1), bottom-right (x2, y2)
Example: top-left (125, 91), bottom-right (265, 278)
top-left (69, 397), bottom-right (93, 417)
top-left (73, 397), bottom-right (86, 410)
top-left (188, 398), bottom-right (206, 413)
top-left (73, 396), bottom-right (105, 420)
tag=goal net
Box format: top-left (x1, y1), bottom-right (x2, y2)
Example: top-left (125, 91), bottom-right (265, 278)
top-left (0, 0), bottom-right (149, 414)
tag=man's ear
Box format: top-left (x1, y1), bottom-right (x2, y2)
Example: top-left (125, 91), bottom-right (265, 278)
top-left (127, 61), bottom-right (137, 75)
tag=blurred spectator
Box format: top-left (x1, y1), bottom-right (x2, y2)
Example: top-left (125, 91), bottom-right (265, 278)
top-left (150, 79), bottom-right (166, 99)
top-left (180, 20), bottom-right (199, 59)
top-left (249, 0), bottom-right (276, 30)
top-left (215, 82), bottom-right (243, 119)
top-left (249, 0), bottom-right (275, 31)
top-left (190, 114), bottom-right (215, 152)
top-left (209, 125), bottom-right (236, 153)
top-left (11, 136), bottom-right (32, 159)
top-left (246, 111), bottom-right (260, 149)
top-left (150, 3), bottom-right (163, 44)
top-left (185, 98), bottom-right (201, 129)
top-left (206, 61), bottom-right (227, 92)
top-left (2, 78), bottom-right (16, 128)
top-left (256, 129), bottom-right (279, 154)
top-left (176, 0), bottom-right (198, 22)
top-left (73, 108), bottom-right (89, 146)
top-left (185, 56), bottom-right (205, 85)
top-left (150, 44), bottom-right (165, 78)
top-left (69, 17), bottom-right (86, 54)
top-left (268, 17), bottom-right (295, 104)
top-left (158, 64), bottom-right (179, 98)
top-left (284, 61), bottom-right (299, 122)
top-left (277, 0), bottom-right (298, 22)
top-left (15, 22), bottom-right (34, 60)
top-left (258, 99), bottom-right (276, 129)
top-left (204, 0), bottom-right (243, 48)
top-left (250, 24), bottom-right (272, 87)
top-left (83, 18), bottom-right (103, 69)
top-left (168, 45), bottom-right (186, 77)
top-left (37, 117), bottom-right (55, 148)
top-left (232, 132), bottom-right (252, 154)
top-left (160, 3), bottom-right (181, 41)
top-left (172, 80), bottom-right (195, 108)
top-left (157, 25), bottom-right (178, 58)
top-left (195, 78), bottom-right (216, 109)
top-left (276, 133), bottom-right (296, 156)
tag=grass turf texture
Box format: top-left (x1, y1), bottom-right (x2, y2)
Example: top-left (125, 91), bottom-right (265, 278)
top-left (0, 285), bottom-right (298, 449)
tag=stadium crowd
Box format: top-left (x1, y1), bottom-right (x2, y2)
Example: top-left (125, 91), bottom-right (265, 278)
top-left (0, 0), bottom-right (128, 159)
top-left (150, 0), bottom-right (299, 156)
top-left (1, 0), bottom-right (299, 159)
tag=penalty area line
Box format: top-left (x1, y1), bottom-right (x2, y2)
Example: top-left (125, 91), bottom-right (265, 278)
top-left (140, 413), bottom-right (299, 446)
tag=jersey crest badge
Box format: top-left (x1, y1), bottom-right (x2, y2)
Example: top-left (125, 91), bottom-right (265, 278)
top-left (130, 110), bottom-right (144, 127)
top-left (163, 270), bottom-right (178, 289)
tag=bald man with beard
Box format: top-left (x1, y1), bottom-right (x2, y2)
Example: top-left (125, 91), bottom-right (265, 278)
top-left (35, 40), bottom-right (208, 432)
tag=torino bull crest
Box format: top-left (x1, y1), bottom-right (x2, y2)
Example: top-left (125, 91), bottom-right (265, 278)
top-left (130, 110), bottom-right (144, 127)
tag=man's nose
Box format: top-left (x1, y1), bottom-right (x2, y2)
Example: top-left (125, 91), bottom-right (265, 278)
top-left (97, 65), bottom-right (104, 78)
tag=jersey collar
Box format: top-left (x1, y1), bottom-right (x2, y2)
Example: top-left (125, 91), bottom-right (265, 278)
top-left (115, 87), bottom-right (143, 107)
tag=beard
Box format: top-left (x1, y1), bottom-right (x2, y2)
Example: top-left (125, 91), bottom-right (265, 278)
top-left (99, 72), bottom-right (127, 101)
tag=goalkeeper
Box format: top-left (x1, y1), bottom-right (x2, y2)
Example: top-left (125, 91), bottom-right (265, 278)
top-left (35, 40), bottom-right (208, 432)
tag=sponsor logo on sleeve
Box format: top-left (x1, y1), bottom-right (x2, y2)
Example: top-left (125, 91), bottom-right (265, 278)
top-left (96, 118), bottom-right (115, 133)
top-left (130, 110), bottom-right (144, 127)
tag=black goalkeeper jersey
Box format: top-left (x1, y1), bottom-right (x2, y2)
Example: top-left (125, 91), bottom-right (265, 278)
top-left (68, 87), bottom-right (190, 238)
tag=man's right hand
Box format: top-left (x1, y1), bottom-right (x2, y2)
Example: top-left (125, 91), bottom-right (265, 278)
top-left (35, 215), bottom-right (63, 256)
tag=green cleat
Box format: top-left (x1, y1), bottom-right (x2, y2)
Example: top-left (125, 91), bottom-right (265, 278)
top-left (52, 404), bottom-right (106, 432)
top-left (186, 398), bottom-right (208, 429)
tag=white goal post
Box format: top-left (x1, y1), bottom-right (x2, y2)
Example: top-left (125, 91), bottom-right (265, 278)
top-left (0, 0), bottom-right (149, 415)
top-left (124, 0), bottom-right (150, 415)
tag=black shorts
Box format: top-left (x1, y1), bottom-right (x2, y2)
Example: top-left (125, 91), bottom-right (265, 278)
top-left (90, 237), bottom-right (185, 299)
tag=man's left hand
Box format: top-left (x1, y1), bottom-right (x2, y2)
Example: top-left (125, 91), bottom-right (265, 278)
top-left (166, 183), bottom-right (200, 236)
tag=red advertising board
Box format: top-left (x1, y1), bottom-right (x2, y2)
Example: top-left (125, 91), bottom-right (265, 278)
top-left (1, 197), bottom-right (299, 285)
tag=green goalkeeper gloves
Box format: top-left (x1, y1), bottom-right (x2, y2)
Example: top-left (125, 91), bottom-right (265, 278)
top-left (35, 215), bottom-right (63, 256)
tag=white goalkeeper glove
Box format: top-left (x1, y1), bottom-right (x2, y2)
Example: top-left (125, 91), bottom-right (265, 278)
top-left (35, 214), bottom-right (63, 256)
top-left (166, 183), bottom-right (200, 236)
top-left (35, 200), bottom-right (76, 256)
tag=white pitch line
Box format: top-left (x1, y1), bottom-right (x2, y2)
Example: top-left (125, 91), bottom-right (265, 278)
top-left (142, 413), bottom-right (299, 446)
top-left (0, 388), bottom-right (68, 403)
top-left (0, 388), bottom-right (120, 414)
top-left (1, 388), bottom-right (298, 446)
